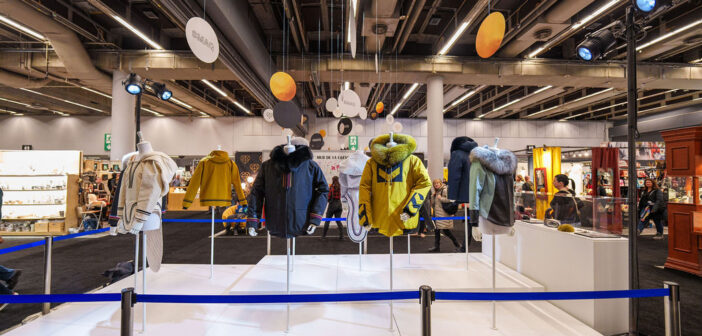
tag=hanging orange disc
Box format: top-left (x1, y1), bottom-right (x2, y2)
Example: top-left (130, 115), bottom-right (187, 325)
top-left (375, 102), bottom-right (384, 113)
top-left (319, 129), bottom-right (327, 137)
top-left (476, 12), bottom-right (506, 59)
top-left (269, 72), bottom-right (297, 101)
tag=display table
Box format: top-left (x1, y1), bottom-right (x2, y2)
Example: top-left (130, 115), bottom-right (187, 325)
top-left (483, 220), bottom-right (628, 335)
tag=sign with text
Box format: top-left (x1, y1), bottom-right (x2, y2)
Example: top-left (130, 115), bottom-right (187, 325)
top-left (104, 133), bottom-right (111, 152)
top-left (348, 135), bottom-right (358, 151)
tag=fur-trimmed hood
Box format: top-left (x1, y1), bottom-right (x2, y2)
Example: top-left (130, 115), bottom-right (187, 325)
top-left (340, 151), bottom-right (369, 176)
top-left (469, 146), bottom-right (517, 175)
top-left (450, 136), bottom-right (478, 153)
top-left (370, 133), bottom-right (417, 167)
top-left (270, 144), bottom-right (313, 172)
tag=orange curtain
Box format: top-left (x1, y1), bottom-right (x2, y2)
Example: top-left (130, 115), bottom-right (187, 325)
top-left (533, 147), bottom-right (561, 219)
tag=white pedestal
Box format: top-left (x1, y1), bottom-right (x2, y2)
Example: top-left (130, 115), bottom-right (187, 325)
top-left (482, 221), bottom-right (629, 335)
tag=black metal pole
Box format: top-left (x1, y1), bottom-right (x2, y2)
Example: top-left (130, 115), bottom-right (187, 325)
top-left (664, 281), bottom-right (681, 336)
top-left (625, 7), bottom-right (640, 335)
top-left (120, 287), bottom-right (135, 336)
top-left (42, 236), bottom-right (52, 315)
top-left (419, 285), bottom-right (433, 336)
top-left (135, 93), bottom-right (141, 148)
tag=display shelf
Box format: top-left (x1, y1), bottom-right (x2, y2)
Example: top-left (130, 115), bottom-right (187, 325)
top-left (2, 203), bottom-right (66, 206)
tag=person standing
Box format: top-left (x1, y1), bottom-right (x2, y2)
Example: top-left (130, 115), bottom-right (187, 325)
top-left (549, 174), bottom-right (582, 224)
top-left (0, 236), bottom-right (22, 311)
top-left (322, 176), bottom-right (344, 240)
top-left (428, 179), bottom-right (462, 252)
top-left (638, 178), bottom-right (666, 239)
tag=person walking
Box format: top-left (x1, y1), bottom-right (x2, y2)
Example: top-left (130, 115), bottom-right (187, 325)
top-left (0, 236), bottom-right (22, 311)
top-left (322, 176), bottom-right (344, 240)
top-left (428, 179), bottom-right (462, 252)
top-left (638, 178), bottom-right (666, 239)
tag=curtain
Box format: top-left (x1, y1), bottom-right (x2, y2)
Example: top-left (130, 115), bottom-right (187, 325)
top-left (533, 147), bottom-right (561, 219)
top-left (591, 147), bottom-right (622, 234)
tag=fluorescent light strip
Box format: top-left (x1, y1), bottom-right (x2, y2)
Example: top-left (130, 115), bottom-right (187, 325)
top-left (438, 22), bottom-right (469, 55)
top-left (0, 15), bottom-right (46, 40)
top-left (344, 81), bottom-right (350, 91)
top-left (528, 105), bottom-right (560, 117)
top-left (141, 107), bottom-right (164, 117)
top-left (391, 83), bottom-right (421, 115)
top-left (691, 57), bottom-right (702, 64)
top-left (561, 89), bottom-right (677, 120)
top-left (530, 88), bottom-right (613, 118)
top-left (529, 0), bottom-right (622, 58)
top-left (351, 0), bottom-right (358, 16)
top-left (480, 86), bottom-right (553, 118)
top-left (201, 79), bottom-right (228, 97)
top-left (232, 100), bottom-right (252, 115)
top-left (81, 87), bottom-right (112, 99)
top-left (19, 88), bottom-right (105, 113)
top-left (199, 111), bottom-right (210, 118)
top-left (112, 15), bottom-right (163, 50)
top-left (0, 97), bottom-right (34, 108)
top-left (50, 110), bottom-right (69, 116)
top-left (638, 19), bottom-right (702, 51)
top-left (170, 97), bottom-right (192, 109)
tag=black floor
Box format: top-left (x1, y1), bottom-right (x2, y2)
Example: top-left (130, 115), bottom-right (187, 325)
top-left (0, 211), bottom-right (700, 335)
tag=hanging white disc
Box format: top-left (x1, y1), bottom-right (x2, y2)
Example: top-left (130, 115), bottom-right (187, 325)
top-left (359, 107), bottom-right (368, 120)
top-left (333, 107), bottom-right (343, 118)
top-left (338, 90), bottom-right (361, 117)
top-left (386, 114), bottom-right (394, 125)
top-left (263, 109), bottom-right (274, 122)
top-left (393, 122), bottom-right (403, 133)
top-left (325, 98), bottom-right (338, 112)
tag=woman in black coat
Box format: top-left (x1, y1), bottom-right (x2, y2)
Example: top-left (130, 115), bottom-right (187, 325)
top-left (637, 178), bottom-right (666, 239)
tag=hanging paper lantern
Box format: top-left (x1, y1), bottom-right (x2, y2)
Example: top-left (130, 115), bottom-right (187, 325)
top-left (319, 129), bottom-right (327, 137)
top-left (476, 12), bottom-right (506, 59)
top-left (270, 72), bottom-right (297, 101)
top-left (375, 102), bottom-right (384, 114)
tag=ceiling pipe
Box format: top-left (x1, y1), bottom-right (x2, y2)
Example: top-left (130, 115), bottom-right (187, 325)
top-left (0, 0), bottom-right (112, 92)
top-left (392, 0), bottom-right (425, 53)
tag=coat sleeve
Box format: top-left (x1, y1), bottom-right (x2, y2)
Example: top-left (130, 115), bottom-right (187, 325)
top-left (447, 152), bottom-right (463, 200)
top-left (182, 161), bottom-right (204, 209)
top-left (133, 161), bottom-right (164, 225)
top-left (652, 190), bottom-right (666, 214)
top-left (401, 156), bottom-right (432, 217)
top-left (359, 162), bottom-right (373, 228)
top-left (117, 167), bottom-right (127, 220)
top-left (468, 161), bottom-right (485, 224)
top-left (230, 160), bottom-right (248, 206)
top-left (108, 172), bottom-right (124, 227)
top-left (245, 163), bottom-right (266, 228)
top-left (307, 163), bottom-right (329, 226)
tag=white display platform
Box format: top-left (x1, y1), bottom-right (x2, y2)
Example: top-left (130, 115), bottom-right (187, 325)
top-left (482, 221), bottom-right (629, 335)
top-left (4, 255), bottom-right (602, 336)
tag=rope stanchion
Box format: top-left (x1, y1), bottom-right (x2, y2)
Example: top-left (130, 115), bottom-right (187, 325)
top-left (161, 216), bottom-right (468, 224)
top-left (54, 228), bottom-right (110, 242)
top-left (0, 228), bottom-right (111, 256)
top-left (0, 293), bottom-right (121, 304)
top-left (434, 288), bottom-right (671, 301)
top-left (138, 291), bottom-right (420, 304)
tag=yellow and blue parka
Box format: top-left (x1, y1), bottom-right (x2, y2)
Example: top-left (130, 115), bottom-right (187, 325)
top-left (359, 134), bottom-right (432, 237)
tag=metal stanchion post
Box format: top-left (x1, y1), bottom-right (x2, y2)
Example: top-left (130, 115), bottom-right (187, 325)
top-left (389, 236), bottom-right (394, 331)
top-left (664, 281), bottom-right (681, 336)
top-left (407, 234), bottom-right (411, 264)
top-left (267, 231), bottom-right (271, 255)
top-left (292, 237), bottom-right (296, 272)
top-left (419, 285), bottom-right (434, 336)
top-left (120, 287), bottom-right (135, 336)
top-left (464, 204), bottom-right (469, 269)
top-left (210, 206), bottom-right (215, 279)
top-left (42, 236), bottom-right (52, 315)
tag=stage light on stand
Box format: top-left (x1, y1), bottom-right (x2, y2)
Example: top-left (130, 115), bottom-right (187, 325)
top-left (635, 0), bottom-right (656, 12)
top-left (576, 28), bottom-right (617, 61)
top-left (124, 74), bottom-right (142, 95)
top-left (151, 82), bottom-right (172, 101)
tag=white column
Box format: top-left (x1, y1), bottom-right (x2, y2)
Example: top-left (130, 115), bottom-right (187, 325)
top-left (110, 70), bottom-right (136, 161)
top-left (426, 75), bottom-right (444, 180)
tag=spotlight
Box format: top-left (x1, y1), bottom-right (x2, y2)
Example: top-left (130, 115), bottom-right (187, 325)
top-left (124, 73), bottom-right (142, 95)
top-left (152, 82), bottom-right (172, 101)
top-left (576, 27), bottom-right (617, 61)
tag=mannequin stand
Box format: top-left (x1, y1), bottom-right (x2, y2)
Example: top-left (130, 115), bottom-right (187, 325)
top-left (267, 231), bottom-right (271, 255)
top-left (210, 206), bottom-right (215, 279)
top-left (464, 204), bottom-right (469, 269)
top-left (286, 238), bottom-right (291, 333)
top-left (492, 234), bottom-right (497, 330)
top-left (389, 236), bottom-right (394, 331)
top-left (292, 237), bottom-right (296, 272)
top-left (142, 231), bottom-right (147, 332)
top-left (407, 234), bottom-right (411, 264)
top-left (358, 242), bottom-right (363, 270)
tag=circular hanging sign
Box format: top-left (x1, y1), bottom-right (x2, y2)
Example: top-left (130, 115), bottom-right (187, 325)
top-left (359, 107), bottom-right (368, 120)
top-left (337, 117), bottom-right (353, 136)
top-left (338, 90), bottom-right (361, 117)
top-left (375, 102), bottom-right (384, 113)
top-left (325, 98), bottom-right (338, 112)
top-left (273, 101), bottom-right (302, 128)
top-left (355, 123), bottom-right (365, 135)
top-left (270, 72), bottom-right (297, 101)
top-left (186, 17), bottom-right (220, 63)
top-left (319, 129), bottom-right (327, 137)
top-left (385, 114), bottom-right (394, 125)
top-left (476, 12), bottom-right (506, 59)
top-left (393, 122), bottom-right (403, 133)
top-left (263, 108), bottom-right (274, 122)
top-left (332, 107), bottom-right (343, 118)
top-left (310, 133), bottom-right (324, 150)
top-left (369, 110), bottom-right (378, 120)
top-left (313, 96), bottom-right (324, 107)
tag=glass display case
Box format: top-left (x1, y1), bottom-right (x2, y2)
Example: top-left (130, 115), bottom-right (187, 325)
top-left (666, 176), bottom-right (694, 204)
top-left (0, 150), bottom-right (81, 235)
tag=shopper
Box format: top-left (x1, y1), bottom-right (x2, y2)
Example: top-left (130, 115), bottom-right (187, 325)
top-left (514, 175), bottom-right (525, 192)
top-left (428, 179), bottom-right (462, 252)
top-left (0, 237), bottom-right (22, 311)
top-left (415, 189), bottom-right (433, 238)
top-left (221, 204), bottom-right (246, 236)
top-left (548, 174), bottom-right (582, 224)
top-left (322, 176), bottom-right (344, 240)
top-left (638, 178), bottom-right (666, 239)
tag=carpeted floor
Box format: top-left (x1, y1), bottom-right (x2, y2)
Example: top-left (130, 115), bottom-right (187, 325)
top-left (0, 211), bottom-right (699, 335)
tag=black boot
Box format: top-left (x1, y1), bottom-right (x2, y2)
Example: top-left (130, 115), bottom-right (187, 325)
top-left (427, 246), bottom-right (440, 252)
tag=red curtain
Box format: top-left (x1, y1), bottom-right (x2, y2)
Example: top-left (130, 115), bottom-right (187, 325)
top-left (591, 147), bottom-right (621, 197)
top-left (591, 147), bottom-right (622, 234)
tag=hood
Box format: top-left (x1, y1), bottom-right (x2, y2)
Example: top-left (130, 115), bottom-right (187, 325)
top-left (370, 133), bottom-right (417, 167)
top-left (140, 151), bottom-right (178, 186)
top-left (270, 144), bottom-right (313, 172)
top-left (207, 150), bottom-right (231, 163)
top-left (340, 151), bottom-right (369, 176)
top-left (469, 146), bottom-right (517, 175)
top-left (450, 136), bottom-right (478, 153)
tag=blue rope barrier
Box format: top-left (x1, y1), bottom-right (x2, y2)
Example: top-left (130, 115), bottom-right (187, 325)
top-left (139, 291), bottom-right (419, 304)
top-left (161, 216), bottom-right (467, 223)
top-left (0, 288), bottom-right (670, 305)
top-left (0, 293), bottom-right (121, 304)
top-left (435, 288), bottom-right (670, 301)
top-left (0, 228), bottom-right (110, 256)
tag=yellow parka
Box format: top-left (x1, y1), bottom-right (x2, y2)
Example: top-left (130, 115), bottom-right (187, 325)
top-left (359, 134), bottom-right (431, 237)
top-left (182, 150), bottom-right (248, 208)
